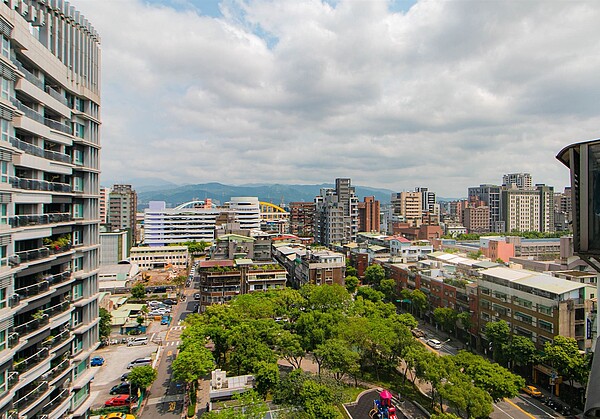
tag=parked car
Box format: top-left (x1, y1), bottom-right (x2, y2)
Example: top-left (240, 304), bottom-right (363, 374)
top-left (120, 372), bottom-right (130, 381)
top-left (147, 300), bottom-right (161, 307)
top-left (109, 382), bottom-right (131, 395)
top-left (127, 357), bottom-right (152, 369)
top-left (522, 385), bottom-right (542, 398)
top-left (411, 329), bottom-right (426, 338)
top-left (426, 339), bottom-right (442, 350)
top-left (99, 413), bottom-right (136, 419)
top-left (127, 337), bottom-right (148, 347)
top-left (105, 395), bottom-right (132, 407)
top-left (161, 316), bottom-right (170, 325)
top-left (194, 293), bottom-right (200, 300)
top-left (163, 299), bottom-right (177, 305)
top-left (91, 356), bottom-right (104, 366)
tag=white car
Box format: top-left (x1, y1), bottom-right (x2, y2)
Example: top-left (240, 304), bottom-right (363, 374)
top-left (427, 339), bottom-right (442, 350)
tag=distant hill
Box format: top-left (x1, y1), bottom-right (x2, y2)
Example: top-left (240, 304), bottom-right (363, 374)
top-left (137, 183), bottom-right (394, 209)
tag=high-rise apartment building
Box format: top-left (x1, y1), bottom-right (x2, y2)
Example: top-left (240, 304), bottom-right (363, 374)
top-left (0, 2), bottom-right (101, 418)
top-left (501, 184), bottom-right (555, 233)
top-left (502, 173), bottom-right (533, 189)
top-left (99, 186), bottom-right (109, 224)
top-left (468, 184), bottom-right (503, 232)
top-left (289, 202), bottom-right (315, 237)
top-left (108, 184), bottom-right (137, 245)
top-left (314, 178), bottom-right (358, 246)
top-left (391, 191), bottom-right (422, 227)
top-left (415, 187), bottom-right (436, 213)
top-left (463, 205), bottom-right (490, 233)
top-left (358, 196), bottom-right (380, 233)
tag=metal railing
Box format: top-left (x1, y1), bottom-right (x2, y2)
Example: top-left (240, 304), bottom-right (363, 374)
top-left (11, 99), bottom-right (73, 135)
top-left (11, 213), bottom-right (72, 228)
top-left (43, 117), bottom-right (72, 134)
top-left (42, 301), bottom-right (70, 319)
top-left (46, 270), bottom-right (72, 287)
top-left (7, 371), bottom-right (18, 390)
top-left (13, 314), bottom-right (49, 337)
top-left (13, 347), bottom-right (50, 375)
top-left (44, 86), bottom-right (69, 106)
top-left (14, 280), bottom-right (49, 299)
top-left (43, 357), bottom-right (70, 382)
top-left (13, 60), bottom-right (44, 90)
top-left (14, 380), bottom-right (49, 410)
top-left (10, 176), bottom-right (72, 193)
top-left (41, 387), bottom-right (69, 414)
top-left (8, 331), bottom-right (19, 348)
top-left (9, 137), bottom-right (70, 163)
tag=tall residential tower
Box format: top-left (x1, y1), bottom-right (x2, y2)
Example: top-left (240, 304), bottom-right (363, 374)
top-left (0, 2), bottom-right (101, 418)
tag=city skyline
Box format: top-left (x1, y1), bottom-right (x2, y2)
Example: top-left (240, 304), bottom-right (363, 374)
top-left (71, 0), bottom-right (598, 196)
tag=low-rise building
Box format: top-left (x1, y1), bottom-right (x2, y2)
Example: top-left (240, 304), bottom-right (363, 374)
top-left (130, 245), bottom-right (189, 270)
top-left (272, 243), bottom-right (345, 288)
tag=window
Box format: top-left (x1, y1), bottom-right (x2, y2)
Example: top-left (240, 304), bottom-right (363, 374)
top-left (73, 149), bottom-right (83, 165)
top-left (75, 98), bottom-right (85, 112)
top-left (73, 256), bottom-right (83, 272)
top-left (73, 230), bottom-right (82, 245)
top-left (1, 78), bottom-right (9, 100)
top-left (73, 176), bottom-right (83, 192)
top-left (0, 246), bottom-right (6, 267)
top-left (0, 203), bottom-right (6, 225)
top-left (1, 120), bottom-right (9, 143)
top-left (73, 123), bottom-right (84, 139)
top-left (1, 36), bottom-right (9, 59)
top-left (0, 161), bottom-right (7, 184)
top-left (0, 288), bottom-right (5, 309)
top-left (73, 203), bottom-right (83, 218)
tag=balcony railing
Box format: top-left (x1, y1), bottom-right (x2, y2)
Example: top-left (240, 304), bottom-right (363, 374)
top-left (8, 331), bottom-right (19, 348)
top-left (41, 301), bottom-right (70, 320)
top-left (46, 271), bottom-right (72, 287)
top-left (11, 99), bottom-right (45, 125)
top-left (14, 380), bottom-right (49, 411)
top-left (41, 387), bottom-right (69, 414)
top-left (14, 280), bottom-right (49, 299)
top-left (8, 136), bottom-right (70, 163)
top-left (10, 176), bottom-right (72, 193)
top-left (13, 347), bottom-right (50, 374)
top-left (43, 117), bottom-right (72, 135)
top-left (13, 60), bottom-right (44, 90)
top-left (11, 213), bottom-right (73, 227)
top-left (44, 86), bottom-right (69, 107)
top-left (7, 371), bottom-right (19, 390)
top-left (13, 314), bottom-right (50, 338)
top-left (42, 356), bottom-right (70, 382)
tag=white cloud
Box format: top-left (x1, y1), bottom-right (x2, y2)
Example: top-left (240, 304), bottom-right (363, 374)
top-left (70, 0), bottom-right (600, 196)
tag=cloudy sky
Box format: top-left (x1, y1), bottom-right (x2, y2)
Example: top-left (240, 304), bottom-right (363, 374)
top-left (69, 0), bottom-right (600, 197)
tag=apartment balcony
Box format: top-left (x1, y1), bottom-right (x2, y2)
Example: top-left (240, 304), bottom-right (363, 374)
top-left (8, 331), bottom-right (19, 349)
top-left (41, 301), bottom-right (71, 321)
top-left (13, 60), bottom-right (44, 90)
top-left (8, 137), bottom-right (70, 164)
top-left (44, 86), bottom-right (69, 107)
top-left (11, 213), bottom-right (73, 228)
top-left (13, 380), bottom-right (49, 411)
top-left (10, 176), bottom-right (72, 193)
top-left (7, 371), bottom-right (19, 390)
top-left (14, 279), bottom-right (49, 300)
top-left (14, 244), bottom-right (72, 265)
top-left (42, 355), bottom-right (70, 382)
top-left (41, 387), bottom-right (70, 416)
top-left (13, 347), bottom-right (50, 375)
top-left (46, 271), bottom-right (73, 287)
top-left (13, 314), bottom-right (50, 338)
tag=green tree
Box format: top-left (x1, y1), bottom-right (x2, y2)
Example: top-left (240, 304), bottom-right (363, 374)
top-left (172, 274), bottom-right (187, 294)
top-left (411, 289), bottom-right (428, 317)
top-left (99, 308), bottom-right (112, 340)
top-left (356, 286), bottom-right (385, 303)
top-left (344, 275), bottom-right (359, 294)
top-left (172, 345), bottom-right (214, 388)
top-left (131, 282), bottom-right (146, 299)
top-left (431, 414), bottom-right (461, 419)
top-left (346, 264), bottom-right (358, 278)
top-left (363, 264), bottom-right (385, 287)
top-left (304, 284), bottom-right (351, 312)
top-left (438, 374), bottom-right (493, 418)
top-left (275, 330), bottom-right (305, 369)
top-left (127, 365), bottom-right (158, 393)
top-left (484, 320), bottom-right (510, 362)
top-left (314, 339), bottom-right (359, 383)
top-left (544, 335), bottom-right (588, 388)
top-left (506, 335), bottom-right (538, 371)
top-left (204, 390), bottom-right (268, 419)
top-left (378, 278), bottom-right (397, 301)
top-left (467, 250), bottom-right (483, 260)
top-left (300, 380), bottom-right (342, 418)
top-left (457, 311), bottom-right (472, 333)
top-left (254, 361), bottom-right (279, 400)
top-left (434, 307), bottom-right (458, 334)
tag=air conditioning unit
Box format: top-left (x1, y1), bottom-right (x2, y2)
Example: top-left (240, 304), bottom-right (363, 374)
top-left (8, 255), bottom-right (20, 266)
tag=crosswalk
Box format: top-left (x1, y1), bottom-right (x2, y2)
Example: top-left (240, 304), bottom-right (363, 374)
top-left (171, 326), bottom-right (185, 331)
top-left (165, 341), bottom-right (181, 347)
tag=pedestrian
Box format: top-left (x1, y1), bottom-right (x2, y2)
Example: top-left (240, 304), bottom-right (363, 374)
top-left (206, 402), bottom-right (210, 412)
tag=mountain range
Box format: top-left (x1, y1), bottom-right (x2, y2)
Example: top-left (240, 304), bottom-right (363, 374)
top-left (135, 182), bottom-right (395, 208)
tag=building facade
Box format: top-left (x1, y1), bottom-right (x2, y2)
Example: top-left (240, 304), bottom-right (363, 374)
top-left (502, 173), bottom-right (533, 189)
top-left (288, 202), bottom-right (315, 238)
top-left (501, 184), bottom-right (555, 233)
top-left (358, 196), bottom-right (380, 233)
top-left (463, 205), bottom-right (490, 233)
top-left (468, 184), bottom-right (503, 233)
top-left (100, 229), bottom-right (129, 265)
top-left (314, 178), bottom-right (358, 246)
top-left (391, 191), bottom-right (422, 227)
top-left (0, 1), bottom-right (101, 418)
top-left (108, 184), bottom-right (137, 246)
top-left (130, 246), bottom-right (188, 270)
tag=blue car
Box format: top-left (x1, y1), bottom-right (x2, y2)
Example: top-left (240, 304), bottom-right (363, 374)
top-left (91, 356), bottom-right (104, 366)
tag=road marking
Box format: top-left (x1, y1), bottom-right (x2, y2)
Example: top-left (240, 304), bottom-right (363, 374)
top-left (494, 403), bottom-right (517, 419)
top-left (504, 398), bottom-right (536, 419)
top-left (150, 333), bottom-right (156, 341)
top-left (515, 396), bottom-right (556, 418)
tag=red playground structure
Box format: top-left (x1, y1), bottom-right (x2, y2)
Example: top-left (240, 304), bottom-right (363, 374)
top-left (369, 389), bottom-right (398, 419)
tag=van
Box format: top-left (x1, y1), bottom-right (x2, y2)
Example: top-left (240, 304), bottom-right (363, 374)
top-left (127, 357), bottom-right (152, 369)
top-left (127, 337), bottom-right (148, 347)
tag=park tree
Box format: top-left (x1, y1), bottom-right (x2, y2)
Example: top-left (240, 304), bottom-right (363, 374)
top-left (131, 282), bottom-right (146, 299)
top-left (127, 365), bottom-right (158, 395)
top-left (304, 283), bottom-right (351, 312)
top-left (345, 261), bottom-right (358, 278)
top-left (99, 308), bottom-right (111, 340)
top-left (294, 310), bottom-right (343, 352)
top-left (431, 414), bottom-right (461, 419)
top-left (254, 361), bottom-right (280, 400)
top-left (344, 275), bottom-right (359, 294)
top-left (275, 330), bottom-right (305, 369)
top-left (363, 264), bottom-right (385, 287)
top-left (204, 390), bottom-right (268, 419)
top-left (314, 338), bottom-right (359, 383)
top-left (438, 374), bottom-right (493, 418)
top-left (300, 380), bottom-right (342, 419)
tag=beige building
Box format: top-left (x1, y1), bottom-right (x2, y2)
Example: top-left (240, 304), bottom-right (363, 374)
top-left (392, 191), bottom-right (422, 227)
top-left (463, 205), bottom-right (490, 233)
top-left (130, 245), bottom-right (189, 270)
top-left (478, 267), bottom-right (595, 351)
top-left (501, 184), bottom-right (554, 233)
